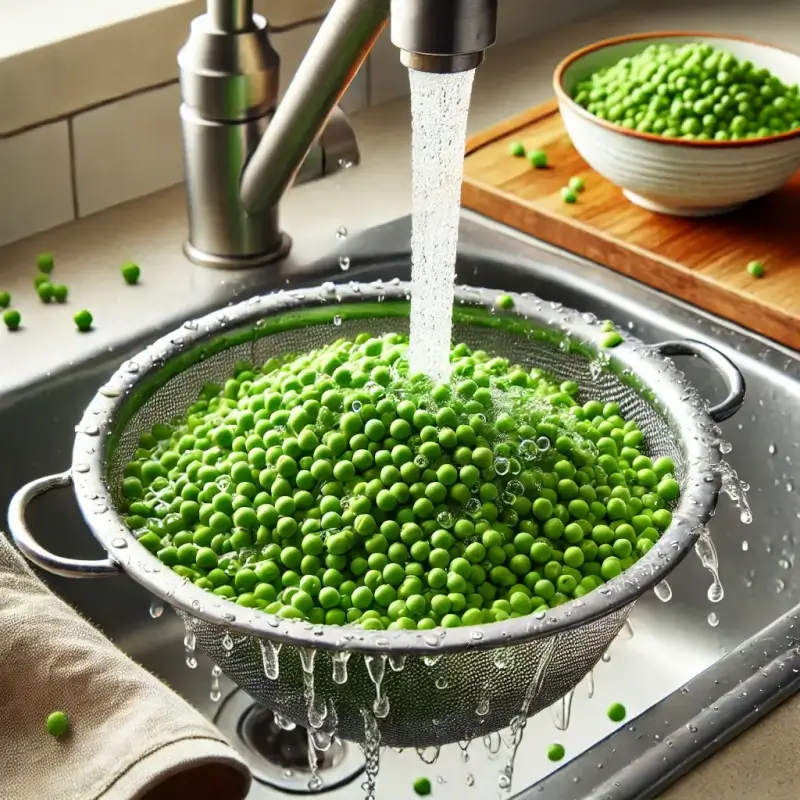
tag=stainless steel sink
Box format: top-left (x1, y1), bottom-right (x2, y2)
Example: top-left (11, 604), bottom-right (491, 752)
top-left (3, 213), bottom-right (799, 800)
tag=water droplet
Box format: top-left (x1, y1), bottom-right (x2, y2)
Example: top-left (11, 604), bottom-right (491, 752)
top-left (465, 497), bottom-right (482, 515)
top-left (388, 653), bottom-right (407, 672)
top-left (769, 443), bottom-right (778, 455)
top-left (338, 158), bottom-right (354, 170)
top-left (333, 315), bottom-right (342, 327)
top-left (260, 639), bottom-right (282, 680)
top-left (414, 454), bottom-right (429, 469)
top-left (339, 256), bottom-right (351, 271)
top-left (210, 664), bottom-right (222, 702)
top-left (335, 226), bottom-right (348, 240)
top-left (149, 600), bottom-right (163, 618)
top-left (654, 580), bottom-right (672, 602)
top-left (321, 281), bottom-right (336, 294)
top-left (435, 677), bottom-right (449, 690)
top-left (332, 651), bottom-right (351, 684)
top-left (494, 457), bottom-right (510, 476)
top-left (436, 510), bottom-right (454, 528)
top-left (111, 537), bottom-right (127, 548)
top-left (535, 436), bottom-right (551, 452)
top-left (707, 612), bottom-right (719, 627)
top-left (742, 540), bottom-right (749, 551)
top-left (222, 633), bottom-right (234, 651)
top-left (351, 400), bottom-right (362, 412)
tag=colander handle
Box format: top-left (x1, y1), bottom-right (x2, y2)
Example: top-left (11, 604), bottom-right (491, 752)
top-left (654, 339), bottom-right (746, 423)
top-left (7, 470), bottom-right (121, 578)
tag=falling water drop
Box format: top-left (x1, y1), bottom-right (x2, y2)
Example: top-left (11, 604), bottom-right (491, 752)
top-left (221, 633), bottom-right (234, 652)
top-left (259, 639), bottom-right (282, 680)
top-left (210, 665), bottom-right (222, 702)
top-left (388, 653), bottom-right (407, 672)
top-left (707, 612), bottom-right (720, 627)
top-left (184, 624), bottom-right (197, 669)
top-left (333, 315), bottom-right (342, 327)
top-left (332, 651), bottom-right (351, 684)
top-left (654, 580), bottom-right (673, 602)
top-left (550, 688), bottom-right (575, 732)
top-left (365, 654), bottom-right (390, 718)
top-left (300, 648), bottom-right (327, 729)
top-left (335, 225), bottom-right (348, 240)
top-left (695, 528), bottom-right (724, 603)
top-left (360, 710), bottom-right (381, 800)
top-left (149, 600), bottom-right (164, 618)
top-left (416, 745), bottom-right (441, 765)
top-left (339, 256), bottom-right (351, 271)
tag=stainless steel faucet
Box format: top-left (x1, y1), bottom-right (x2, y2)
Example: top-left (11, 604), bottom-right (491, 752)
top-left (179, 0), bottom-right (498, 269)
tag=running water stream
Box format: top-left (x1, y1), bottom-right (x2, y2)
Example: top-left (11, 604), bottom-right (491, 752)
top-left (406, 68), bottom-right (476, 382)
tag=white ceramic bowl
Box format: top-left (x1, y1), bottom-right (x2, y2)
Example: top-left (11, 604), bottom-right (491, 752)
top-left (554, 32), bottom-right (800, 216)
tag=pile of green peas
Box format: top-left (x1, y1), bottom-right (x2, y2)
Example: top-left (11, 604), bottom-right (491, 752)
top-left (572, 41), bottom-right (800, 140)
top-left (120, 331), bottom-right (680, 631)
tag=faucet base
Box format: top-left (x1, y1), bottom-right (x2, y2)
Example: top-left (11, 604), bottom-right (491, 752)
top-left (183, 233), bottom-right (292, 270)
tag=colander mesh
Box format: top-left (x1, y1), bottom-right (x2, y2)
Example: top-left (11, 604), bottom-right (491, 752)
top-left (104, 313), bottom-right (684, 747)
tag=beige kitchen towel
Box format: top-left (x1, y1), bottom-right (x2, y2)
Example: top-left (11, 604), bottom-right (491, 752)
top-left (0, 533), bottom-right (251, 800)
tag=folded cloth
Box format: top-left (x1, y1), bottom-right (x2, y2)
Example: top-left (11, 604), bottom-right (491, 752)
top-left (0, 533), bottom-right (251, 800)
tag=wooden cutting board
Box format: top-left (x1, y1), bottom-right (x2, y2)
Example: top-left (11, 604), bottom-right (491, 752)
top-left (461, 99), bottom-right (800, 350)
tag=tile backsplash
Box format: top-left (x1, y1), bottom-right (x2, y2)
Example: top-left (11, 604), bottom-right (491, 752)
top-left (0, 0), bottom-right (618, 248)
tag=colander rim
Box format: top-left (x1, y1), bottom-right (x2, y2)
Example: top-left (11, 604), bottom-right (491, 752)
top-left (71, 281), bottom-right (721, 655)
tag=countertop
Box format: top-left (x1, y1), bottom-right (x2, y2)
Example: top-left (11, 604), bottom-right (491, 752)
top-left (1, 0), bottom-right (798, 797)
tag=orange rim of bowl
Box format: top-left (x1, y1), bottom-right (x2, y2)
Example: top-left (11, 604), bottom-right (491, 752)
top-left (553, 30), bottom-right (800, 148)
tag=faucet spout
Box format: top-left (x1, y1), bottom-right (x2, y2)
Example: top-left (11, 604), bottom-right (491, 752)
top-left (240, 0), bottom-right (390, 216)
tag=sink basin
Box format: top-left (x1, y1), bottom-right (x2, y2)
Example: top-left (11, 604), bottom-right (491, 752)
top-left (3, 212), bottom-right (799, 799)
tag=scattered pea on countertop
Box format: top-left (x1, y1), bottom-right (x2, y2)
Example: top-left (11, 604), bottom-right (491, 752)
top-left (0, 291), bottom-right (10, 308)
top-left (747, 260), bottom-right (764, 278)
top-left (529, 148), bottom-right (548, 168)
top-left (74, 310), bottom-right (93, 332)
top-left (46, 711), bottom-right (69, 737)
top-left (37, 282), bottom-right (54, 303)
top-left (3, 309), bottom-right (21, 331)
top-left (52, 284), bottom-right (69, 303)
top-left (560, 187), bottom-right (577, 204)
top-left (508, 141), bottom-right (526, 158)
top-left (122, 261), bottom-right (142, 285)
top-left (37, 252), bottom-right (55, 274)
top-left (568, 176), bottom-right (585, 193)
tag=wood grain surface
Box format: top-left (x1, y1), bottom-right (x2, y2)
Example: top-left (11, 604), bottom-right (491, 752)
top-left (461, 100), bottom-right (800, 350)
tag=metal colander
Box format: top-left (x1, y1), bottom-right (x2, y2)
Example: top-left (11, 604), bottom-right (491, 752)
top-left (8, 282), bottom-right (744, 749)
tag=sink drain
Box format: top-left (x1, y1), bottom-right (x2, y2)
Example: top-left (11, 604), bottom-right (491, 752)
top-left (215, 689), bottom-right (365, 795)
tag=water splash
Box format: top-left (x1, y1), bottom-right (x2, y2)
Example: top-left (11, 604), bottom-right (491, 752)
top-left (717, 461), bottom-right (753, 524)
top-left (498, 635), bottom-right (558, 791)
top-left (695, 527), bottom-right (724, 603)
top-left (406, 68), bottom-right (476, 382)
top-left (332, 651), bottom-right (351, 684)
top-left (360, 710), bottom-right (381, 800)
top-left (365, 654), bottom-right (390, 719)
top-left (259, 639), bottom-right (282, 680)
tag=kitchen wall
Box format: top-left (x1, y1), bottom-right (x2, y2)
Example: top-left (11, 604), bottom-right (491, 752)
top-left (0, 0), bottom-right (621, 248)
